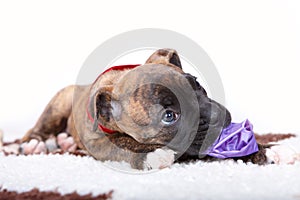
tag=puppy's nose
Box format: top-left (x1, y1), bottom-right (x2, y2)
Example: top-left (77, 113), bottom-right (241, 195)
top-left (201, 100), bottom-right (231, 128)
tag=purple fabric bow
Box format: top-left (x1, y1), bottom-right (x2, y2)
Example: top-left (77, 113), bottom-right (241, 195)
top-left (206, 119), bottom-right (259, 159)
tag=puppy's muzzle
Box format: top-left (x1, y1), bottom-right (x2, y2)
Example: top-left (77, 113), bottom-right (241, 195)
top-left (200, 99), bottom-right (231, 130)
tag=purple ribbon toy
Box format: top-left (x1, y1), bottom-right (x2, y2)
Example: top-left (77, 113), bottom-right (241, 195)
top-left (206, 119), bottom-right (259, 159)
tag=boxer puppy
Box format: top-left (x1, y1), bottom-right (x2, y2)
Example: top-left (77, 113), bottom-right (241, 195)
top-left (21, 48), bottom-right (272, 169)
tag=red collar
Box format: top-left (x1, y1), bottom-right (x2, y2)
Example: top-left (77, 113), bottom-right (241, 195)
top-left (86, 64), bottom-right (140, 134)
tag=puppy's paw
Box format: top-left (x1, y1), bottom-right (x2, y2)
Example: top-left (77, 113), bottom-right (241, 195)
top-left (21, 139), bottom-right (47, 155)
top-left (57, 133), bottom-right (77, 152)
top-left (144, 148), bottom-right (176, 170)
top-left (266, 145), bottom-right (300, 164)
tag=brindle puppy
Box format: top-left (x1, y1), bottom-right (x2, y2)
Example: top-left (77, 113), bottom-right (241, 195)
top-left (21, 49), bottom-right (268, 169)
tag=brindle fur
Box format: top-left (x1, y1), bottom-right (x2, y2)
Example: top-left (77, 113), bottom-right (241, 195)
top-left (22, 48), bottom-right (267, 169)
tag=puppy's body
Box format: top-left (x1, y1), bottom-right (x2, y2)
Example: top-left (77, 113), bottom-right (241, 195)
top-left (22, 49), bottom-right (268, 169)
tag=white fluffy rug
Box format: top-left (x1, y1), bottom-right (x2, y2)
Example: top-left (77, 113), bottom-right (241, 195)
top-left (1, 134), bottom-right (300, 200)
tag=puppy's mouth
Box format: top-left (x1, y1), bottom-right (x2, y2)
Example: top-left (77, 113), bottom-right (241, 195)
top-left (181, 102), bottom-right (232, 158)
top-left (198, 118), bottom-right (209, 132)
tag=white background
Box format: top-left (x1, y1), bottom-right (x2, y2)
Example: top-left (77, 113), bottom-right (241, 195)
top-left (0, 0), bottom-right (299, 141)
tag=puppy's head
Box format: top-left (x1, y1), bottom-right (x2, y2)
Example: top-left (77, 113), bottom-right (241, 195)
top-left (93, 48), bottom-right (231, 157)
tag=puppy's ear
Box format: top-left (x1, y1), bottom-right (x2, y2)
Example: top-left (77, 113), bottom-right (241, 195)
top-left (145, 48), bottom-right (182, 68)
top-left (89, 86), bottom-right (114, 131)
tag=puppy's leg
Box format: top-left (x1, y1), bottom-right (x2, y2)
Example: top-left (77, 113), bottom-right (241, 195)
top-left (238, 143), bottom-right (300, 165)
top-left (87, 133), bottom-right (175, 170)
top-left (22, 85), bottom-right (76, 154)
top-left (144, 148), bottom-right (176, 169)
top-left (100, 134), bottom-right (173, 170)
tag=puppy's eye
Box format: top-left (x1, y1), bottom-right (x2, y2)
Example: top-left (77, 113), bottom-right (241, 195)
top-left (161, 110), bottom-right (179, 125)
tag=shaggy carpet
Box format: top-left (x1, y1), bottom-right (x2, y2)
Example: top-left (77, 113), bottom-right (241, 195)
top-left (0, 133), bottom-right (299, 200)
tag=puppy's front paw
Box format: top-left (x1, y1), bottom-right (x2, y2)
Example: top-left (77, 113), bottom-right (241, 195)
top-left (57, 133), bottom-right (77, 152)
top-left (266, 145), bottom-right (300, 164)
top-left (21, 139), bottom-right (47, 155)
top-left (144, 148), bottom-right (176, 170)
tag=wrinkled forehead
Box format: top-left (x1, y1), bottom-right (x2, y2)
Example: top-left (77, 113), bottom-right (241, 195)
top-left (130, 83), bottom-right (180, 106)
top-left (111, 64), bottom-right (199, 121)
top-left (112, 64), bottom-right (188, 99)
